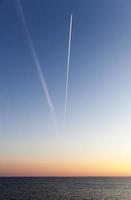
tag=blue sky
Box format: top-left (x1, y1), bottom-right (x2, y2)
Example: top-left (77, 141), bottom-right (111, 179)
top-left (0, 0), bottom-right (131, 176)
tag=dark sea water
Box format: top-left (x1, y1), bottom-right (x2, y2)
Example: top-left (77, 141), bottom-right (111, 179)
top-left (0, 177), bottom-right (131, 200)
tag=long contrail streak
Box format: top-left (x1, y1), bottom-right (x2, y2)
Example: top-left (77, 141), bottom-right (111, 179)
top-left (64, 14), bottom-right (73, 126)
top-left (15, 0), bottom-right (58, 131)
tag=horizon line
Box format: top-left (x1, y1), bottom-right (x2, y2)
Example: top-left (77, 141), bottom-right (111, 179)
top-left (1, 175), bottom-right (131, 178)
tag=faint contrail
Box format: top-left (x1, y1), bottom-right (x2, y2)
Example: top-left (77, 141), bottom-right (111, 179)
top-left (64, 14), bottom-right (73, 126)
top-left (15, 0), bottom-right (58, 131)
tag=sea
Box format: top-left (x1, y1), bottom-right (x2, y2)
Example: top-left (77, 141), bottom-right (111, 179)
top-left (0, 177), bottom-right (131, 200)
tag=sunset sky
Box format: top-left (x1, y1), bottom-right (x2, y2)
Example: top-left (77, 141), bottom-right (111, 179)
top-left (0, 0), bottom-right (131, 176)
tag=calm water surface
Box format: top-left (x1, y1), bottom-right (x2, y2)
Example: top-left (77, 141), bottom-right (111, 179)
top-left (0, 177), bottom-right (131, 200)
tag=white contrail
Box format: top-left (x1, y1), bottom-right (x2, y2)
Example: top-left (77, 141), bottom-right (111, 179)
top-left (64, 14), bottom-right (73, 126)
top-left (15, 0), bottom-right (58, 131)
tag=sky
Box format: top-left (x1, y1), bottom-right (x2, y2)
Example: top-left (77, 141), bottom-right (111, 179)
top-left (0, 0), bottom-right (131, 176)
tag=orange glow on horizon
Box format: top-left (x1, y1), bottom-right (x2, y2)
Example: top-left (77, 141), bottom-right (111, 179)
top-left (1, 159), bottom-right (131, 177)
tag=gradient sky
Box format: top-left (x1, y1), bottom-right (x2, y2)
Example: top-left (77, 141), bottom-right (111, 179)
top-left (0, 0), bottom-right (131, 176)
